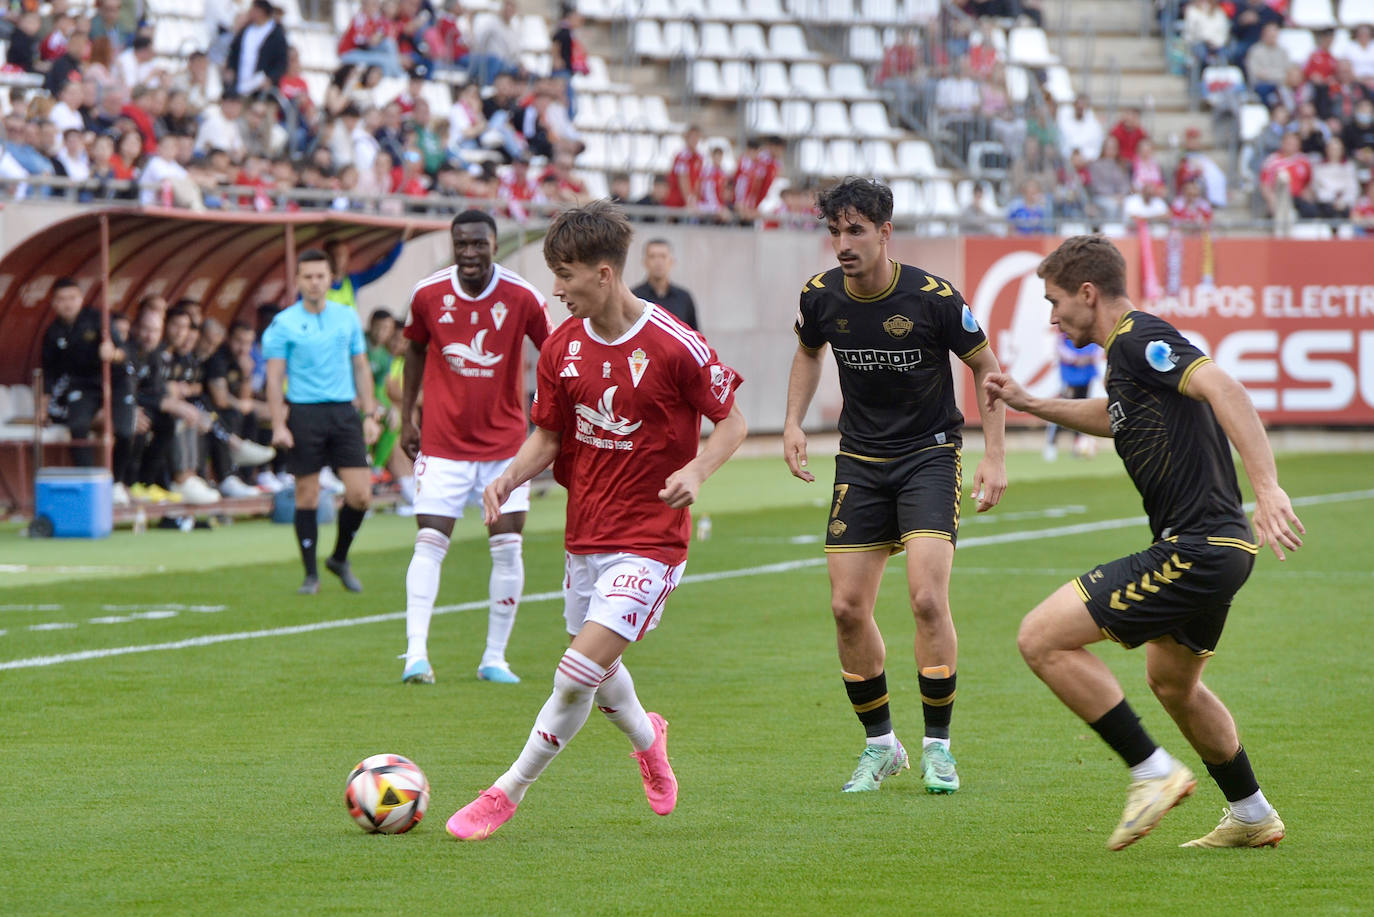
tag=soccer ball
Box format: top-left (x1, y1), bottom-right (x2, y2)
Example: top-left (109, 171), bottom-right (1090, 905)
top-left (345, 754), bottom-right (430, 834)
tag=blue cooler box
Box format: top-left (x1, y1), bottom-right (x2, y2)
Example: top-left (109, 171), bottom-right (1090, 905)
top-left (35, 468), bottom-right (113, 538)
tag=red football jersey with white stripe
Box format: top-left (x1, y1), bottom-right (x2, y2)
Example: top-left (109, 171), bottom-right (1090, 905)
top-left (404, 264), bottom-right (552, 461)
top-left (532, 302), bottom-right (742, 564)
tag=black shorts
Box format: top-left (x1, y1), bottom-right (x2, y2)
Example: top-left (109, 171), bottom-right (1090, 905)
top-left (286, 402), bottom-right (369, 476)
top-left (1074, 536), bottom-right (1257, 656)
top-left (825, 444), bottom-right (962, 553)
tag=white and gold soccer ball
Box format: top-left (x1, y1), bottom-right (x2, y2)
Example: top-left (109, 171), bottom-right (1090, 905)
top-left (345, 754), bottom-right (430, 834)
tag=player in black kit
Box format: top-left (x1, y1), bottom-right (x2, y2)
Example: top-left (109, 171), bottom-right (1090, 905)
top-left (783, 178), bottom-right (1007, 796)
top-left (985, 235), bottom-right (1304, 851)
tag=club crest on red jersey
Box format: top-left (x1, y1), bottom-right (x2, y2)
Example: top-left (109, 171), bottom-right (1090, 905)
top-left (628, 348), bottom-right (650, 387)
top-left (491, 301), bottom-right (508, 330)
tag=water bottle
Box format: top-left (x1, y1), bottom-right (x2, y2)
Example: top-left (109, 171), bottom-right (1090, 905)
top-left (132, 506), bottom-right (147, 535)
top-left (160, 179), bottom-right (174, 207)
top-left (695, 514), bottom-right (712, 542)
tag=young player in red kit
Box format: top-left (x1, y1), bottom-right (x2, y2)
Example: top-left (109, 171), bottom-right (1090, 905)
top-left (398, 210), bottom-right (552, 685)
top-left (446, 200), bottom-right (747, 841)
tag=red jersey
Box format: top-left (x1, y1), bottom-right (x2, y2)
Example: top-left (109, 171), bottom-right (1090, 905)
top-left (404, 264), bottom-right (552, 461)
top-left (339, 12), bottom-right (393, 54)
top-left (664, 146), bottom-right (703, 208)
top-left (698, 162), bottom-right (729, 211)
top-left (427, 13), bottom-right (469, 64)
top-left (1304, 48), bottom-right (1336, 83)
top-left (1260, 152), bottom-right (1312, 196)
top-left (1109, 122), bottom-right (1147, 162)
top-left (532, 303), bottom-right (742, 564)
top-left (732, 152), bottom-right (755, 206)
top-left (746, 149), bottom-right (779, 209)
top-left (1169, 195), bottom-right (1213, 228)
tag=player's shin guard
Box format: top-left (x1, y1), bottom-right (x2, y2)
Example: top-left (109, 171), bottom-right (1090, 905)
top-left (918, 666), bottom-right (957, 741)
top-left (496, 649), bottom-right (604, 803)
top-left (595, 659), bottom-right (655, 751)
top-left (483, 533), bottom-right (524, 668)
top-left (405, 527), bottom-right (449, 661)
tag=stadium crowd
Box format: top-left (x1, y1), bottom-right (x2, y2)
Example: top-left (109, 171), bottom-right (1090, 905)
top-left (1179, 0), bottom-right (1374, 223)
top-left (0, 0), bottom-right (800, 223)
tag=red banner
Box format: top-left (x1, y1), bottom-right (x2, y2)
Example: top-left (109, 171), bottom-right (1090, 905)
top-left (959, 236), bottom-right (1374, 426)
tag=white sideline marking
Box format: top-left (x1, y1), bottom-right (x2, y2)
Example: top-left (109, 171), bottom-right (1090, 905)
top-left (3, 488), bottom-right (1370, 672)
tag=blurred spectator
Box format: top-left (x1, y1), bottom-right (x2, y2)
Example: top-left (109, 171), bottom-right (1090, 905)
top-left (1131, 138), bottom-right (1165, 191)
top-left (1008, 134), bottom-right (1057, 197)
top-left (1108, 106), bottom-right (1147, 162)
top-left (448, 82), bottom-right (487, 156)
top-left (195, 91), bottom-right (247, 158)
top-left (1055, 148), bottom-right (1091, 217)
top-left (1057, 96), bottom-right (1104, 162)
top-left (39, 10), bottom-right (77, 65)
top-left (1305, 29), bottom-right (1339, 84)
top-left (496, 154), bottom-right (536, 214)
top-left (935, 58), bottom-right (982, 159)
top-left (608, 173), bottom-right (631, 203)
top-left (1183, 0), bottom-right (1230, 69)
top-left (1169, 177), bottom-right (1213, 229)
top-left (44, 29), bottom-right (89, 95)
top-left (160, 90), bottom-right (198, 137)
top-left (6, 11), bottom-right (42, 73)
top-left (339, 0), bottom-right (404, 77)
top-left (1173, 127), bottom-right (1228, 206)
top-left (1273, 64), bottom-right (1316, 114)
top-left (665, 125), bottom-right (703, 209)
top-left (1294, 102), bottom-right (1331, 156)
top-left (203, 321), bottom-right (268, 497)
top-left (1245, 23), bottom-right (1288, 107)
top-left (88, 0), bottom-right (134, 52)
top-left (1007, 178), bottom-right (1053, 234)
top-left (84, 37), bottom-right (122, 97)
top-left (366, 310), bottom-right (396, 395)
top-left (1228, 0), bottom-right (1282, 68)
top-left (1343, 98), bottom-right (1374, 171)
top-left (878, 28), bottom-right (923, 87)
top-left (1122, 181), bottom-right (1169, 224)
top-left (1317, 60), bottom-right (1371, 123)
top-left (470, 0), bottom-right (522, 85)
top-left (1309, 137), bottom-right (1359, 218)
top-left (1352, 178), bottom-right (1374, 231)
top-left (139, 132), bottom-right (205, 209)
top-left (480, 71), bottom-right (526, 160)
top-left (226, 0), bottom-right (290, 97)
top-left (633, 174), bottom-right (671, 217)
top-left (550, 2), bottom-right (588, 110)
top-left (54, 128), bottom-right (90, 180)
top-left (543, 150), bottom-right (588, 204)
top-left (1043, 333), bottom-right (1100, 462)
top-left (1348, 25), bottom-right (1374, 84)
top-left (48, 81), bottom-right (85, 133)
top-left (698, 145), bottom-right (731, 222)
top-left (118, 35), bottom-right (164, 90)
top-left (428, 0), bottom-right (471, 72)
top-left (632, 239), bottom-right (699, 329)
top-left (518, 79), bottom-right (579, 159)
top-left (1260, 131), bottom-right (1315, 218)
top-left (394, 0), bottom-right (437, 75)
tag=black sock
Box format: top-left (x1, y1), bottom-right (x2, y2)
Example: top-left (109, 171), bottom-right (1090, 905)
top-left (294, 509), bottom-right (318, 578)
top-left (918, 669), bottom-right (957, 740)
top-left (332, 504), bottom-right (366, 563)
top-left (843, 672), bottom-right (893, 739)
top-left (1088, 699), bottom-right (1157, 768)
top-left (1205, 746), bottom-right (1260, 802)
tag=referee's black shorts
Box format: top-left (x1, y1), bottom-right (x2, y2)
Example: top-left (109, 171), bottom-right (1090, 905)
top-left (286, 401), bottom-right (369, 476)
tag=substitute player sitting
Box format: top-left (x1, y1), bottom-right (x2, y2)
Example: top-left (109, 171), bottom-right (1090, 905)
top-left (985, 235), bottom-right (1302, 850)
top-left (398, 210), bottom-right (552, 686)
top-left (446, 200), bottom-right (746, 841)
top-left (783, 178), bottom-right (1007, 795)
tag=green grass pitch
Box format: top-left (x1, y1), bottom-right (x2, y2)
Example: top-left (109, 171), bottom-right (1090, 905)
top-left (1, 451), bottom-right (1371, 915)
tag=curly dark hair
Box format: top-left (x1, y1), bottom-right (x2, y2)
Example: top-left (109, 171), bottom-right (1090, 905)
top-left (815, 177), bottom-right (893, 226)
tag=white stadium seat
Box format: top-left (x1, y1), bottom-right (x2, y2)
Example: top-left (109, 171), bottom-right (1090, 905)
top-left (769, 24), bottom-right (818, 59)
top-left (896, 139), bottom-right (940, 177)
top-left (790, 62), bottom-right (833, 99)
top-left (1289, 0), bottom-right (1338, 29)
top-left (633, 20), bottom-right (667, 57)
top-left (690, 59), bottom-right (725, 96)
top-left (1276, 28), bottom-right (1317, 65)
top-left (903, 0), bottom-right (940, 23)
top-left (1044, 66), bottom-right (1076, 103)
top-left (1339, 0), bottom-right (1374, 24)
top-left (756, 60), bottom-right (792, 98)
top-left (1007, 26), bottom-right (1058, 66)
top-left (780, 98), bottom-right (815, 135)
top-left (699, 21), bottom-right (736, 59)
top-left (798, 137), bottom-right (826, 174)
top-left (890, 179), bottom-right (923, 217)
top-left (925, 179), bottom-right (960, 216)
top-left (706, 0), bottom-right (748, 21)
top-left (848, 26), bottom-right (884, 63)
top-left (749, 0), bottom-right (792, 22)
top-left (811, 100), bottom-right (853, 137)
top-left (746, 98), bottom-right (785, 134)
top-left (850, 101), bottom-right (903, 139)
top-left (821, 0), bottom-right (856, 24)
top-left (862, 139), bottom-right (900, 177)
top-left (860, 0), bottom-right (900, 25)
top-left (661, 21), bottom-right (699, 57)
top-left (1239, 102), bottom-right (1271, 141)
top-left (732, 23), bottom-right (770, 59)
top-left (640, 95), bottom-right (682, 132)
top-left (719, 60), bottom-right (755, 96)
top-left (638, 0), bottom-right (678, 19)
top-left (520, 14), bottom-right (551, 53)
top-left (576, 170), bottom-right (610, 200)
top-left (829, 63), bottom-right (878, 100)
top-left (825, 138), bottom-right (861, 176)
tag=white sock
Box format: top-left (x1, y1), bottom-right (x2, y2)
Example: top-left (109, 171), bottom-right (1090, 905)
top-left (494, 648), bottom-right (604, 804)
top-left (481, 533), bottom-right (523, 668)
top-left (404, 527), bottom-right (449, 662)
top-left (1129, 746), bottom-right (1174, 781)
top-left (594, 658), bottom-right (655, 751)
top-left (922, 736), bottom-right (950, 751)
top-left (1228, 788), bottom-right (1275, 823)
top-left (867, 732), bottom-right (896, 747)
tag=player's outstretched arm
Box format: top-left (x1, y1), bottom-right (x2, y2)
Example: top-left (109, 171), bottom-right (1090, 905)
top-left (660, 403), bottom-right (748, 509)
top-left (783, 344), bottom-right (825, 483)
top-left (1183, 361), bottom-right (1305, 560)
top-left (400, 339), bottom-right (426, 459)
top-left (964, 346), bottom-right (1008, 512)
top-left (482, 426), bottom-right (561, 526)
top-left (984, 371), bottom-right (1113, 437)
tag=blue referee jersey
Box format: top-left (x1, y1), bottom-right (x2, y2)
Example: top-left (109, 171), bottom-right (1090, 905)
top-left (262, 300), bottom-right (366, 404)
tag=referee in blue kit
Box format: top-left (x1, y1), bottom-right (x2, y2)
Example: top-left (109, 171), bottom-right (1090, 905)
top-left (264, 249), bottom-right (382, 595)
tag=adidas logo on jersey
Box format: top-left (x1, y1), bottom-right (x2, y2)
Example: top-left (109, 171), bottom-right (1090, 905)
top-left (560, 363), bottom-right (579, 377)
top-left (622, 612), bottom-right (638, 627)
top-left (438, 312), bottom-right (455, 324)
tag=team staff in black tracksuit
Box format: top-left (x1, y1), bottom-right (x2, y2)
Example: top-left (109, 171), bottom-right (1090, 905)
top-left (41, 277), bottom-right (117, 467)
